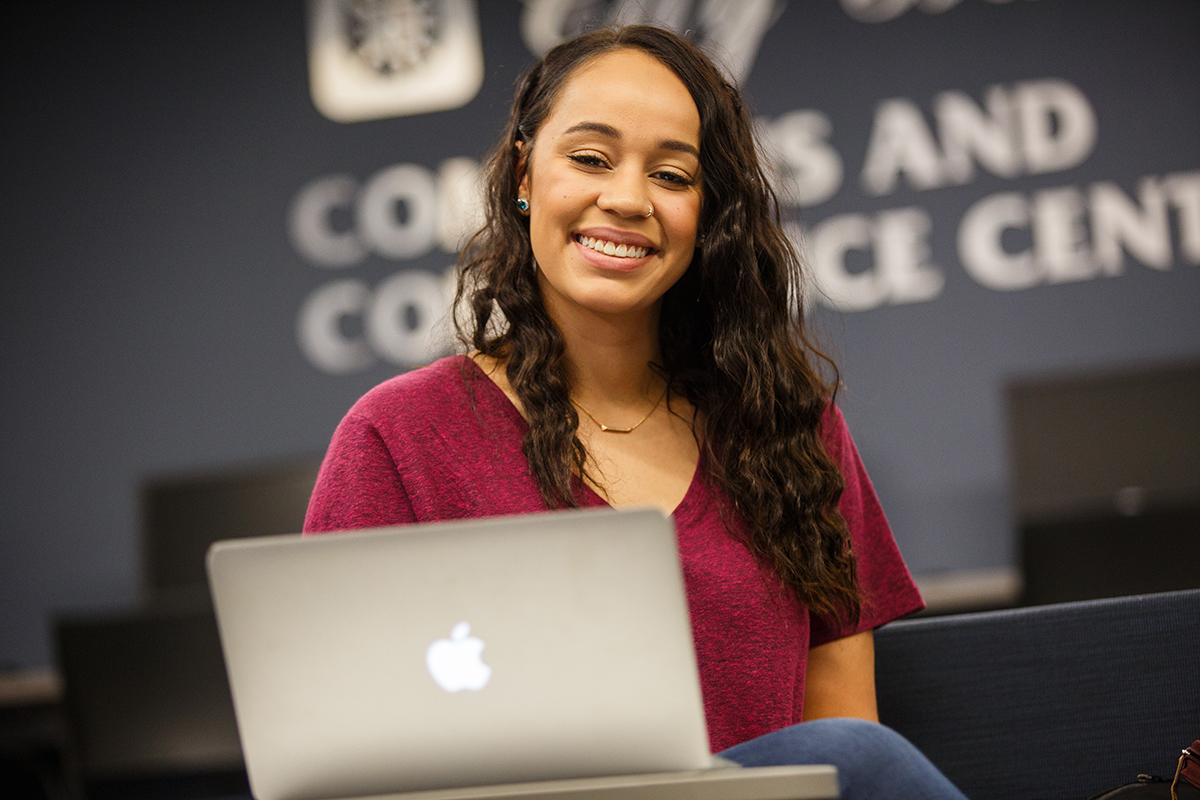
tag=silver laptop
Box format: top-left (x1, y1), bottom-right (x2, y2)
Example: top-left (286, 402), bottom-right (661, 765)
top-left (206, 506), bottom-right (838, 800)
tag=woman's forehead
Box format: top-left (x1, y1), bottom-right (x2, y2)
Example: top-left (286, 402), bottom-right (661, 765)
top-left (539, 49), bottom-right (700, 148)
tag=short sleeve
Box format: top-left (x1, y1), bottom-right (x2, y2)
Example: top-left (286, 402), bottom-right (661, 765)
top-left (303, 411), bottom-right (417, 534)
top-left (808, 405), bottom-right (924, 647)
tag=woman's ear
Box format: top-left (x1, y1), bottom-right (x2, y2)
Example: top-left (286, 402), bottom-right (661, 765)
top-left (515, 140), bottom-right (529, 198)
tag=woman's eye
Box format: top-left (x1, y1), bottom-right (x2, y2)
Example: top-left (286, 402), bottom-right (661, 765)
top-left (654, 170), bottom-right (696, 188)
top-left (569, 153), bottom-right (608, 168)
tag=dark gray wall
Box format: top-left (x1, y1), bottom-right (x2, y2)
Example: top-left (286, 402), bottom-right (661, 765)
top-left (3, 0), bottom-right (1198, 667)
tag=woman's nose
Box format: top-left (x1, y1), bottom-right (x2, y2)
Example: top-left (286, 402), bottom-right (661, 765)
top-left (597, 168), bottom-right (652, 219)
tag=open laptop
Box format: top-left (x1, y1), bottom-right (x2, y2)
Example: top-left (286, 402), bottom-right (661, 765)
top-left (206, 506), bottom-right (838, 800)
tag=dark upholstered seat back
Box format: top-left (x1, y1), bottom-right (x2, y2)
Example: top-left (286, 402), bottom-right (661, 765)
top-left (875, 589), bottom-right (1200, 800)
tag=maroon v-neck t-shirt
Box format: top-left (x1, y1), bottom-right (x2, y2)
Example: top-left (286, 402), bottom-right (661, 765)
top-left (304, 355), bottom-right (924, 752)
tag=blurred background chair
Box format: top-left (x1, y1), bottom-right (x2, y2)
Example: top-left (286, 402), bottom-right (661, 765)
top-left (877, 588), bottom-right (1200, 800)
top-left (140, 457), bottom-right (323, 609)
top-left (48, 456), bottom-right (321, 799)
top-left (55, 608), bottom-right (246, 800)
top-left (1006, 360), bottom-right (1200, 605)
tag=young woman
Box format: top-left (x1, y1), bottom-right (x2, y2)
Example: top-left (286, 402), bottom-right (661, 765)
top-left (305, 25), bottom-right (967, 800)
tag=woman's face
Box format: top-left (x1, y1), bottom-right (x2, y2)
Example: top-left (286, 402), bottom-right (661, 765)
top-left (519, 48), bottom-right (702, 327)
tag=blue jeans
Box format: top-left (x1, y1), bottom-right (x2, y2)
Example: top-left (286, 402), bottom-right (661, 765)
top-left (720, 718), bottom-right (969, 800)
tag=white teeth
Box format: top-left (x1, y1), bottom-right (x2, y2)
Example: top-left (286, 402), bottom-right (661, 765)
top-left (578, 235), bottom-right (648, 259)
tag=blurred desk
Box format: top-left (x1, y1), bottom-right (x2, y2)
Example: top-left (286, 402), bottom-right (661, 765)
top-left (0, 669), bottom-right (63, 708)
top-left (0, 667), bottom-right (70, 800)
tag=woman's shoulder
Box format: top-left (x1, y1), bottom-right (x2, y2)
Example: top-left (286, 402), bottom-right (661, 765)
top-left (818, 400), bottom-right (851, 457)
top-left (347, 354), bottom-right (479, 423)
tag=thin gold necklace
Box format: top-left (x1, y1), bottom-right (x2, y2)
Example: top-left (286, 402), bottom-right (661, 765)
top-left (574, 385), bottom-right (669, 434)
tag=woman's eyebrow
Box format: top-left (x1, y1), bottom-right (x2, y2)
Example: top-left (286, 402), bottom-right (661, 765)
top-left (562, 121), bottom-right (620, 139)
top-left (658, 138), bottom-right (700, 158)
top-left (561, 121), bottom-right (699, 159)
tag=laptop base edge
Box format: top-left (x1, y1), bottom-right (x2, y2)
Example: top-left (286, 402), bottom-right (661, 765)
top-left (326, 764), bottom-right (839, 800)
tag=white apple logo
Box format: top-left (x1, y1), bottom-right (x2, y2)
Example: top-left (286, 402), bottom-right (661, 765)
top-left (425, 622), bottom-right (492, 692)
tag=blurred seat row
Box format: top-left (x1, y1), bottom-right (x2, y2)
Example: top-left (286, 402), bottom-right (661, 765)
top-left (4, 361), bottom-right (1198, 799)
top-left (4, 456), bottom-right (321, 800)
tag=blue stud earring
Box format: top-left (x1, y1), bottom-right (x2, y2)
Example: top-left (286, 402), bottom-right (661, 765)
top-left (516, 197), bottom-right (530, 214)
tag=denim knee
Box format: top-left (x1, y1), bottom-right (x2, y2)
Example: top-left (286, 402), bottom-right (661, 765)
top-left (720, 718), bottom-right (968, 800)
top-left (720, 717), bottom-right (895, 765)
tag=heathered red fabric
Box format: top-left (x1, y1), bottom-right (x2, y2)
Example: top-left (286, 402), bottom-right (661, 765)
top-left (304, 355), bottom-right (924, 752)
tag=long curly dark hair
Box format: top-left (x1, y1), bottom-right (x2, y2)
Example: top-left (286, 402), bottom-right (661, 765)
top-left (455, 25), bottom-right (860, 625)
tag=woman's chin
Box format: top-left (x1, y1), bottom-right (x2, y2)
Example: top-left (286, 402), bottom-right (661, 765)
top-left (540, 285), bottom-right (660, 324)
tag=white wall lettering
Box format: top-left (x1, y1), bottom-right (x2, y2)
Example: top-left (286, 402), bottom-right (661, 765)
top-left (1164, 171), bottom-right (1200, 265)
top-left (297, 269), bottom-right (456, 374)
top-left (957, 192), bottom-right (1040, 291)
top-left (861, 98), bottom-right (945, 195)
top-left (691, 0), bottom-right (779, 83)
top-left (1033, 186), bottom-right (1094, 283)
top-left (365, 270), bottom-right (450, 366)
top-left (807, 214), bottom-right (883, 310)
top-left (876, 207), bottom-right (944, 303)
top-left (936, 86), bottom-right (1021, 184)
top-left (437, 157), bottom-right (488, 253)
top-left (520, 0), bottom-right (783, 83)
top-left (291, 82), bottom-right (1193, 375)
top-left (862, 79), bottom-right (1097, 196)
top-left (958, 172), bottom-right (1197, 292)
top-left (296, 278), bottom-right (375, 373)
top-left (840, 0), bottom-right (1037, 25)
top-left (357, 164), bottom-right (439, 260)
top-left (805, 207), bottom-right (942, 310)
top-left (957, 188), bottom-right (1097, 289)
top-left (763, 110), bottom-right (844, 207)
top-left (288, 159), bottom-right (484, 267)
top-left (1090, 178), bottom-right (1172, 273)
top-left (1014, 79), bottom-right (1097, 175)
top-left (288, 175), bottom-right (367, 267)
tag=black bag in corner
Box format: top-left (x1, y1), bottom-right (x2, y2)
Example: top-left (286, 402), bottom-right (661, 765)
top-left (1086, 741), bottom-right (1200, 800)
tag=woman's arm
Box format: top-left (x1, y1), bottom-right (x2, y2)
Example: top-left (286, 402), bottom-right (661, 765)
top-left (801, 629), bottom-right (879, 722)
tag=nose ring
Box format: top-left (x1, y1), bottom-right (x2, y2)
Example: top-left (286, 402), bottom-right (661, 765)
top-left (644, 202), bottom-right (654, 218)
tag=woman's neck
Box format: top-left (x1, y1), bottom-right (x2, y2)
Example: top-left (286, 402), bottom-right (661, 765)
top-left (550, 304), bottom-right (665, 409)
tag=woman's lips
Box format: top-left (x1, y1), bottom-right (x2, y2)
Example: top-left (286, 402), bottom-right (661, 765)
top-left (573, 234), bottom-right (656, 271)
top-left (575, 234), bottom-right (651, 259)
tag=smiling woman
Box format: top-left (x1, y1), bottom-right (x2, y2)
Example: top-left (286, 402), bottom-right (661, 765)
top-left (304, 25), bottom-right (966, 800)
top-left (518, 48), bottom-right (702, 330)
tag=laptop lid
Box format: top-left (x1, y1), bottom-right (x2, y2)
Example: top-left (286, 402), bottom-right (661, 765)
top-left (206, 507), bottom-right (714, 800)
